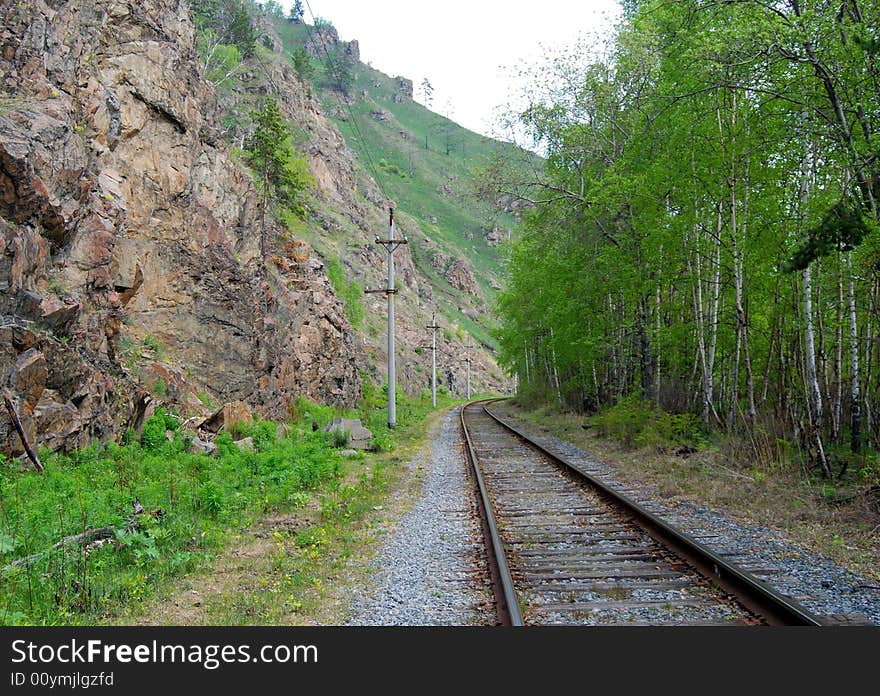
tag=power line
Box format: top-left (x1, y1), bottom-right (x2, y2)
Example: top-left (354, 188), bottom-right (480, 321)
top-left (301, 1), bottom-right (392, 203)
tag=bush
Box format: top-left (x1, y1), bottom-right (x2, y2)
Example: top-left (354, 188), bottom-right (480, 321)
top-left (140, 411), bottom-right (168, 452)
top-left (590, 394), bottom-right (701, 450)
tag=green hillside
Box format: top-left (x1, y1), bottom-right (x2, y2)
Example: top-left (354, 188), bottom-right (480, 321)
top-left (273, 17), bottom-right (535, 349)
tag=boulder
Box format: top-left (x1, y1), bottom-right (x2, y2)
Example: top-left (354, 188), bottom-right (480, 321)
top-left (234, 436), bottom-right (254, 452)
top-left (445, 258), bottom-right (481, 297)
top-left (10, 348), bottom-right (47, 416)
top-left (202, 401), bottom-right (253, 433)
top-left (189, 437), bottom-right (217, 456)
top-left (323, 417), bottom-right (373, 450)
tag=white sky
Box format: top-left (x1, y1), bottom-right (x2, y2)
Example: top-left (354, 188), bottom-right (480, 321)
top-left (285, 1), bottom-right (622, 139)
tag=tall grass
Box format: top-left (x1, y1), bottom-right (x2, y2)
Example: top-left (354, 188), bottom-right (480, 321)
top-left (0, 408), bottom-right (343, 625)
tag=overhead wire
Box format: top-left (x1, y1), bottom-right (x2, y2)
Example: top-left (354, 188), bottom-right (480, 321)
top-left (301, 0), bottom-right (393, 204)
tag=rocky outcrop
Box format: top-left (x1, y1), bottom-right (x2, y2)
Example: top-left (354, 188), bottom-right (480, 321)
top-left (394, 76), bottom-right (413, 102)
top-left (445, 258), bottom-right (481, 297)
top-left (485, 226), bottom-right (506, 247)
top-left (304, 24), bottom-right (359, 65)
top-left (0, 0), bottom-right (362, 454)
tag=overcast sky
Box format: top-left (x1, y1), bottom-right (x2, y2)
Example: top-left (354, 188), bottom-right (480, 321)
top-left (285, 1), bottom-right (622, 139)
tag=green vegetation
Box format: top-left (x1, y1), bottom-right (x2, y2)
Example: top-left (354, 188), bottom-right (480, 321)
top-left (324, 257), bottom-right (365, 330)
top-left (244, 96), bottom-right (314, 261)
top-left (588, 395), bottom-right (702, 451)
top-left (197, 30), bottom-right (243, 88)
top-left (0, 406), bottom-right (347, 625)
top-left (192, 0), bottom-right (256, 58)
top-left (269, 15), bottom-right (539, 351)
top-left (291, 46), bottom-right (314, 82)
top-left (495, 1), bottom-right (880, 486)
top-left (0, 372), bottom-right (464, 625)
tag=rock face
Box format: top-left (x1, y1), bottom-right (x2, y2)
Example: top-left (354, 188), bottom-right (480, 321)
top-left (0, 0), bottom-right (361, 454)
top-left (444, 258), bottom-right (481, 298)
top-left (304, 24), bottom-right (359, 65)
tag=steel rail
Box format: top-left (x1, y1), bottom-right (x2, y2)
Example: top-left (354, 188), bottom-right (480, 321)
top-left (469, 399), bottom-right (823, 627)
top-left (460, 403), bottom-right (523, 626)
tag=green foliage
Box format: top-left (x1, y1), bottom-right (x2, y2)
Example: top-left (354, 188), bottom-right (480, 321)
top-left (288, 1), bottom-right (304, 24)
top-left (784, 201), bottom-right (874, 272)
top-left (245, 96), bottom-right (314, 225)
top-left (197, 391), bottom-right (215, 410)
top-left (590, 395), bottom-right (702, 450)
top-left (141, 335), bottom-right (165, 360)
top-left (492, 0), bottom-right (880, 470)
top-left (330, 428), bottom-right (351, 449)
top-left (291, 46), bottom-right (314, 82)
top-left (324, 257), bottom-right (365, 329)
top-left (379, 158), bottom-right (406, 178)
top-left (197, 29), bottom-right (243, 87)
top-left (140, 410), bottom-right (169, 452)
top-left (151, 379), bottom-right (167, 397)
top-left (0, 414), bottom-right (344, 624)
top-left (192, 0), bottom-right (256, 58)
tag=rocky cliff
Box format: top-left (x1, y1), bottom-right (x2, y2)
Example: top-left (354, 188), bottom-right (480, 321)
top-left (0, 0), bottom-right (362, 455)
top-left (1, 0), bottom-right (509, 458)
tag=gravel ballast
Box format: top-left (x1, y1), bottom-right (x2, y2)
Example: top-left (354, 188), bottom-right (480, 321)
top-left (346, 408), bottom-right (495, 626)
top-left (493, 403), bottom-right (880, 625)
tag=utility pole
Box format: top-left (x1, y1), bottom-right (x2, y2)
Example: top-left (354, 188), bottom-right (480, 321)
top-left (465, 338), bottom-right (472, 399)
top-left (426, 312), bottom-right (440, 407)
top-left (374, 207), bottom-right (407, 428)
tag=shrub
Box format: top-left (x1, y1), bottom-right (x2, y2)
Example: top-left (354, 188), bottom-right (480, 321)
top-left (140, 412), bottom-right (168, 452)
top-left (331, 428), bottom-right (350, 449)
top-left (590, 394), bottom-right (701, 450)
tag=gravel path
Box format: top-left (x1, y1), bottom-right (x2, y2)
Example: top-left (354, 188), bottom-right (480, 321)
top-left (346, 408), bottom-right (495, 626)
top-left (494, 404), bottom-right (880, 625)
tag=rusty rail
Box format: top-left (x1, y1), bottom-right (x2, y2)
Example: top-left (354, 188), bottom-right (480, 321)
top-left (463, 399), bottom-right (823, 626)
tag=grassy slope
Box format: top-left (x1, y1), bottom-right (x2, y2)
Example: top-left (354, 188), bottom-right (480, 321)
top-left (273, 19), bottom-right (537, 350)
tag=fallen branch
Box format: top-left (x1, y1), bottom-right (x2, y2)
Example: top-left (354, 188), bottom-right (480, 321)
top-left (1, 500), bottom-right (164, 574)
top-left (3, 526), bottom-right (116, 571)
top-left (3, 394), bottom-right (43, 473)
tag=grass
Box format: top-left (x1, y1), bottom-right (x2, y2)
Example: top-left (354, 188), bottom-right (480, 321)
top-left (269, 16), bottom-right (539, 351)
top-left (117, 389), bottom-right (462, 626)
top-left (0, 383), bottom-right (464, 626)
top-left (0, 406), bottom-right (343, 625)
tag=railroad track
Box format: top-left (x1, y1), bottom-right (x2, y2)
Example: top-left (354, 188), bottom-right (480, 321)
top-left (461, 400), bottom-right (823, 626)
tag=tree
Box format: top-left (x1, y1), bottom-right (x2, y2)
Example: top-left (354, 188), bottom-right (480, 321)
top-left (291, 46), bottom-right (314, 82)
top-left (244, 97), bottom-right (314, 264)
top-left (192, 0), bottom-right (256, 59)
top-left (489, 0), bottom-right (880, 474)
top-left (419, 78), bottom-right (434, 107)
top-left (329, 49), bottom-right (354, 96)
top-left (225, 1), bottom-right (256, 58)
top-left (197, 29), bottom-right (243, 87)
top-left (262, 1), bottom-right (284, 19)
top-left (288, 0), bottom-right (304, 23)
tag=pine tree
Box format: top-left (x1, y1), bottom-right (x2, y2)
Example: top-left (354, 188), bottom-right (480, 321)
top-left (244, 97), bottom-right (313, 264)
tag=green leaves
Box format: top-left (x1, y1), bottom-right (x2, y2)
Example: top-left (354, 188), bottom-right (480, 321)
top-left (785, 201), bottom-right (874, 272)
top-left (244, 96), bottom-right (314, 232)
top-left (0, 532), bottom-right (18, 554)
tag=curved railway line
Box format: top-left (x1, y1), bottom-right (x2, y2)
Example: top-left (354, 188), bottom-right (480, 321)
top-left (461, 400), bottom-right (825, 626)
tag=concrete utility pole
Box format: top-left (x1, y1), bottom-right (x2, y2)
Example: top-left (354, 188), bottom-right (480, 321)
top-left (374, 207), bottom-right (407, 428)
top-left (465, 338), bottom-right (472, 399)
top-left (426, 312), bottom-right (440, 407)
